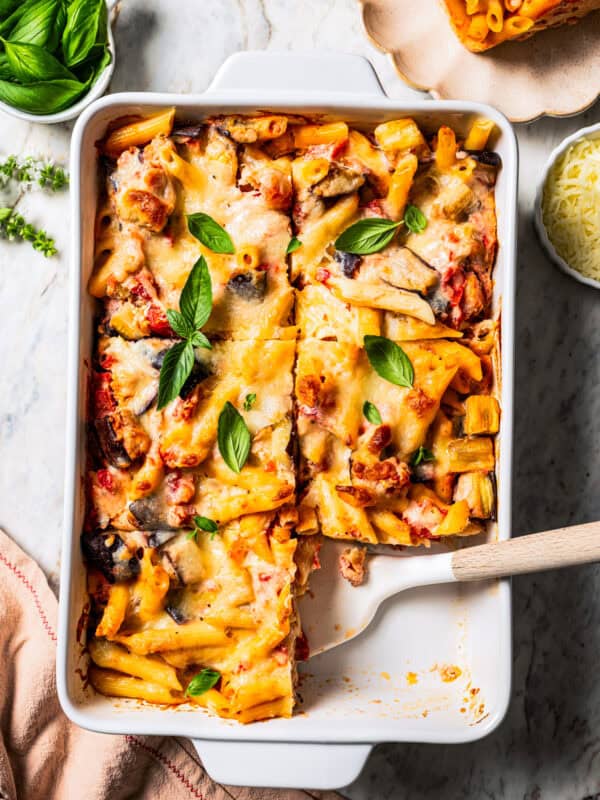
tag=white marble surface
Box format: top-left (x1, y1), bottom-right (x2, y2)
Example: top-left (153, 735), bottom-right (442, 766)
top-left (1, 1), bottom-right (600, 797)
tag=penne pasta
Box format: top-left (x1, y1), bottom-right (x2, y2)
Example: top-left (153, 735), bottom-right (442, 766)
top-left (83, 111), bottom-right (502, 722)
top-left (102, 107), bottom-right (175, 158)
top-left (292, 121), bottom-right (349, 148)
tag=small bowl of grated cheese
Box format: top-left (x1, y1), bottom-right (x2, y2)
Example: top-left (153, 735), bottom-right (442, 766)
top-left (535, 124), bottom-right (600, 289)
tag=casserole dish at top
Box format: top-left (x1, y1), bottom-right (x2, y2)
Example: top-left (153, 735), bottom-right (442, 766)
top-left (58, 52), bottom-right (518, 790)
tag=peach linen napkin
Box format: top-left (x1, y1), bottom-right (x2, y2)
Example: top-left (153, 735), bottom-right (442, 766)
top-left (0, 529), bottom-right (345, 800)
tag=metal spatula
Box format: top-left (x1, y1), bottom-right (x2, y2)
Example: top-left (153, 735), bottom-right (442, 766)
top-left (299, 521), bottom-right (600, 657)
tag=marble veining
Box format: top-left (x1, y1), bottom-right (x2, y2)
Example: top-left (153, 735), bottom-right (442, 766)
top-left (0, 1), bottom-right (599, 797)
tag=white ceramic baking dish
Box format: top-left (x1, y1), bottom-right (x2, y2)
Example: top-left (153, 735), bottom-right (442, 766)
top-left (58, 51), bottom-right (518, 791)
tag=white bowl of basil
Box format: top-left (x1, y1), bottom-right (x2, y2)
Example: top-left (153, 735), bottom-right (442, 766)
top-left (0, 0), bottom-right (115, 124)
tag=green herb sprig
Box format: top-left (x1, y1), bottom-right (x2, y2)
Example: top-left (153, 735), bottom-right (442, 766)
top-left (157, 256), bottom-right (213, 409)
top-left (0, 206), bottom-right (56, 256)
top-left (187, 515), bottom-right (219, 542)
top-left (0, 155), bottom-right (68, 190)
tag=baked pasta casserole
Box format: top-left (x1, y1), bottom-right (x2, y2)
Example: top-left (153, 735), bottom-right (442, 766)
top-left (442, 0), bottom-right (600, 51)
top-left (83, 108), bottom-right (502, 722)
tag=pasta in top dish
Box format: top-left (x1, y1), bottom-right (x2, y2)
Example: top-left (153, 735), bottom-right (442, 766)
top-left (442, 0), bottom-right (600, 52)
top-left (83, 108), bottom-right (501, 722)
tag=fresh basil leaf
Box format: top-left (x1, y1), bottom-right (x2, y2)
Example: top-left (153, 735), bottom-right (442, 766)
top-left (73, 42), bottom-right (111, 86)
top-left (0, 54), bottom-right (11, 80)
top-left (46, 0), bottom-right (66, 52)
top-left (180, 255), bottom-right (212, 330)
top-left (0, 0), bottom-right (21, 19)
top-left (0, 207), bottom-right (12, 221)
top-left (62, 0), bottom-right (106, 67)
top-left (8, 0), bottom-right (59, 48)
top-left (166, 309), bottom-right (193, 340)
top-left (186, 668), bottom-right (220, 697)
top-left (404, 204), bottom-right (427, 234)
top-left (156, 340), bottom-right (195, 410)
top-left (0, 0), bottom-right (36, 36)
top-left (3, 40), bottom-right (76, 82)
top-left (187, 212), bottom-right (235, 255)
top-left (190, 330), bottom-right (211, 349)
top-left (0, 77), bottom-right (86, 114)
top-left (286, 236), bottom-right (302, 255)
top-left (335, 218), bottom-right (401, 255)
top-left (218, 401), bottom-right (251, 474)
top-left (193, 515), bottom-right (218, 533)
top-left (243, 393), bottom-right (256, 412)
top-left (364, 335), bottom-right (414, 388)
top-left (411, 445), bottom-right (435, 466)
top-left (363, 400), bottom-right (382, 425)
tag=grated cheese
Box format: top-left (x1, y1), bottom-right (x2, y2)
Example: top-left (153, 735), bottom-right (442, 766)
top-left (541, 135), bottom-right (600, 281)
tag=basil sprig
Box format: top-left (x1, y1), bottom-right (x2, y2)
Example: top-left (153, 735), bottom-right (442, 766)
top-left (364, 335), bottom-right (414, 388)
top-left (187, 515), bottom-right (219, 542)
top-left (411, 446), bottom-right (435, 466)
top-left (0, 0), bottom-right (111, 115)
top-left (186, 668), bottom-right (221, 697)
top-left (218, 401), bottom-right (251, 473)
top-left (157, 256), bottom-right (212, 410)
top-left (286, 236), bottom-right (302, 255)
top-left (363, 400), bottom-right (382, 425)
top-left (335, 217), bottom-right (401, 255)
top-left (404, 204), bottom-right (427, 234)
top-left (188, 212), bottom-right (235, 254)
top-left (243, 393), bottom-right (257, 411)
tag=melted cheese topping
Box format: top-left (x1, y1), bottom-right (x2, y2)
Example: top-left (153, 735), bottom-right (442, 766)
top-left (542, 136), bottom-right (600, 281)
top-left (85, 113), bottom-right (500, 722)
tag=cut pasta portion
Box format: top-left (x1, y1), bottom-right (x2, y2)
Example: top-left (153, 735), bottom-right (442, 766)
top-left (91, 126), bottom-right (295, 340)
top-left (87, 336), bottom-right (295, 531)
top-left (295, 336), bottom-right (493, 546)
top-left (442, 0), bottom-right (600, 51)
top-left (84, 510), bottom-right (310, 721)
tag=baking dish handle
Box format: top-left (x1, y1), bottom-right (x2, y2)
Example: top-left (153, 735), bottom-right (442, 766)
top-left (206, 50), bottom-right (386, 96)
top-left (192, 739), bottom-right (372, 790)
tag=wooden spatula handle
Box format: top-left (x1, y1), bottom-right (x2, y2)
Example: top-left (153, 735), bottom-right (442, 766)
top-left (452, 521), bottom-right (600, 582)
